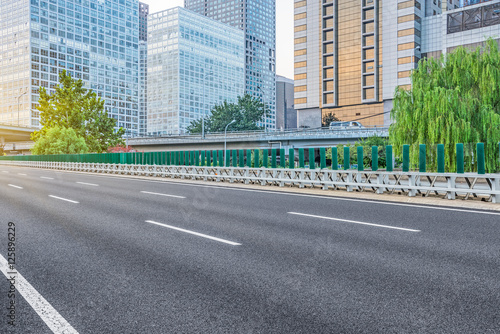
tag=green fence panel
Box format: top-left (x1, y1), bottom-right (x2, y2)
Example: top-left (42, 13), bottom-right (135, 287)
top-left (254, 149), bottom-right (260, 168)
top-left (263, 149), bottom-right (269, 168)
top-left (239, 150), bottom-right (244, 167)
top-left (280, 148), bottom-right (286, 168)
top-left (419, 144), bottom-right (426, 172)
top-left (477, 143), bottom-right (485, 174)
top-left (343, 146), bottom-right (350, 170)
top-left (271, 149), bottom-right (277, 168)
top-left (357, 146), bottom-right (364, 171)
top-left (208, 150), bottom-right (213, 166)
top-left (246, 149), bottom-right (252, 167)
top-left (289, 148), bottom-right (294, 169)
top-left (212, 150), bottom-right (218, 167)
top-left (402, 145), bottom-right (410, 172)
top-left (229, 150), bottom-right (235, 167)
top-left (299, 148), bottom-right (305, 168)
top-left (309, 148), bottom-right (315, 170)
top-left (386, 145), bottom-right (393, 172)
top-left (331, 147), bottom-right (338, 170)
top-left (225, 150), bottom-right (230, 167)
top-left (437, 144), bottom-right (445, 173)
top-left (371, 146), bottom-right (378, 171)
top-left (320, 147), bottom-right (326, 169)
top-left (218, 150), bottom-right (224, 167)
top-left (200, 151), bottom-right (205, 166)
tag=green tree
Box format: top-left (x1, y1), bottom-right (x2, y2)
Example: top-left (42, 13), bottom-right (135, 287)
top-left (31, 126), bottom-right (88, 155)
top-left (390, 39), bottom-right (500, 173)
top-left (31, 70), bottom-right (124, 153)
top-left (186, 94), bottom-right (268, 133)
top-left (322, 112), bottom-right (340, 127)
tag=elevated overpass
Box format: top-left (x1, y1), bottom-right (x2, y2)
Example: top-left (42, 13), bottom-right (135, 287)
top-left (128, 126), bottom-right (389, 152)
top-left (0, 124), bottom-right (37, 155)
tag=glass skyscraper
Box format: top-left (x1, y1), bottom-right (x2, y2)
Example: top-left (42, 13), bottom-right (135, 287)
top-left (184, 0), bottom-right (277, 130)
top-left (147, 7), bottom-right (245, 135)
top-left (0, 0), bottom-right (140, 135)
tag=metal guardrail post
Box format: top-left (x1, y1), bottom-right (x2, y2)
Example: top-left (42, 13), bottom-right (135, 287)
top-left (309, 148), bottom-right (315, 170)
top-left (343, 146), bottom-right (350, 170)
top-left (263, 149), bottom-right (269, 168)
top-left (331, 147), bottom-right (338, 170)
top-left (437, 144), bottom-right (445, 173)
top-left (299, 148), bottom-right (305, 168)
top-left (357, 146), bottom-right (363, 171)
top-left (371, 146), bottom-right (378, 171)
top-left (477, 143), bottom-right (485, 174)
top-left (386, 145), bottom-right (393, 172)
top-left (402, 145), bottom-right (410, 172)
top-left (289, 148), bottom-right (294, 169)
top-left (419, 144), bottom-right (426, 173)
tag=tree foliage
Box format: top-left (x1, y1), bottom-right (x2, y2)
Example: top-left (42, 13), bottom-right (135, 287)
top-left (390, 39), bottom-right (500, 172)
top-left (31, 126), bottom-right (88, 155)
top-left (322, 112), bottom-right (340, 127)
top-left (186, 94), bottom-right (268, 133)
top-left (31, 71), bottom-right (124, 153)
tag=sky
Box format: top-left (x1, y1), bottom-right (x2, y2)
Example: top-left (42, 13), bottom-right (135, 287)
top-left (144, 0), bottom-right (294, 79)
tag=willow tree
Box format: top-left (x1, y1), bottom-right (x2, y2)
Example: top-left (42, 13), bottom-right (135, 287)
top-left (390, 39), bottom-right (500, 173)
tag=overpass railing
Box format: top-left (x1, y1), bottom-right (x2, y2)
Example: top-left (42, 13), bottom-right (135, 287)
top-left (1, 142), bottom-right (499, 203)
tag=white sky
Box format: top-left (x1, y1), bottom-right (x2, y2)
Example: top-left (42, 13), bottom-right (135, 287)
top-left (144, 0), bottom-right (294, 79)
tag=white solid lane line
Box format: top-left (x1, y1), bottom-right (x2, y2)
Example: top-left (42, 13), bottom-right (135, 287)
top-left (0, 254), bottom-right (79, 334)
top-left (76, 182), bottom-right (99, 186)
top-left (145, 220), bottom-right (241, 246)
top-left (288, 212), bottom-right (421, 232)
top-left (8, 184), bottom-right (23, 189)
top-left (41, 176), bottom-right (54, 180)
top-left (140, 191), bottom-right (185, 199)
top-left (48, 195), bottom-right (79, 204)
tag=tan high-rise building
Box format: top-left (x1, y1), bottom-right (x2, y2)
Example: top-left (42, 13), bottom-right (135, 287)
top-left (293, 0), bottom-right (464, 128)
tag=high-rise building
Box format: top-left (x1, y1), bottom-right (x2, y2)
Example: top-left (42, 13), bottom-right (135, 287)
top-left (147, 7), bottom-right (245, 135)
top-left (293, 0), bottom-right (494, 129)
top-left (185, 0), bottom-right (277, 130)
top-left (276, 75), bottom-right (296, 130)
top-left (138, 2), bottom-right (148, 136)
top-left (0, 0), bottom-right (140, 135)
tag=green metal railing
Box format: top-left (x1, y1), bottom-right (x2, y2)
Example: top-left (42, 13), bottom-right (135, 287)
top-left (2, 142), bottom-right (499, 174)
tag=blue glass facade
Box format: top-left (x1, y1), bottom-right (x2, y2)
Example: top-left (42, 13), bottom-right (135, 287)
top-left (147, 7), bottom-right (245, 135)
top-left (0, 0), bottom-right (140, 134)
top-left (184, 0), bottom-right (277, 130)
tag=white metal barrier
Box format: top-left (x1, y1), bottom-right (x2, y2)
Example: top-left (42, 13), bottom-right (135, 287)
top-left (2, 161), bottom-right (500, 203)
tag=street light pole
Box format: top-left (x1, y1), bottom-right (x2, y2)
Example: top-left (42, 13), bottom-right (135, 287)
top-left (224, 119), bottom-right (236, 167)
top-left (16, 90), bottom-right (27, 126)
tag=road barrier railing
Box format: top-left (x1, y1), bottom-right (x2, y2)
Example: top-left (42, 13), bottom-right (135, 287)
top-left (2, 160), bottom-right (499, 203)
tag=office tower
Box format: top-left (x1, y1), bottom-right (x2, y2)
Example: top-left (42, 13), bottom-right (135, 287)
top-left (185, 0), bottom-right (277, 130)
top-left (0, 0), bottom-right (140, 135)
top-left (147, 7), bottom-right (245, 135)
top-left (293, 0), bottom-right (493, 129)
top-left (138, 2), bottom-right (148, 136)
top-left (276, 75), bottom-right (296, 129)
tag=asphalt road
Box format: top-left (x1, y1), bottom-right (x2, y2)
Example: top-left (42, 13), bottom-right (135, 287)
top-left (0, 165), bottom-right (499, 333)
